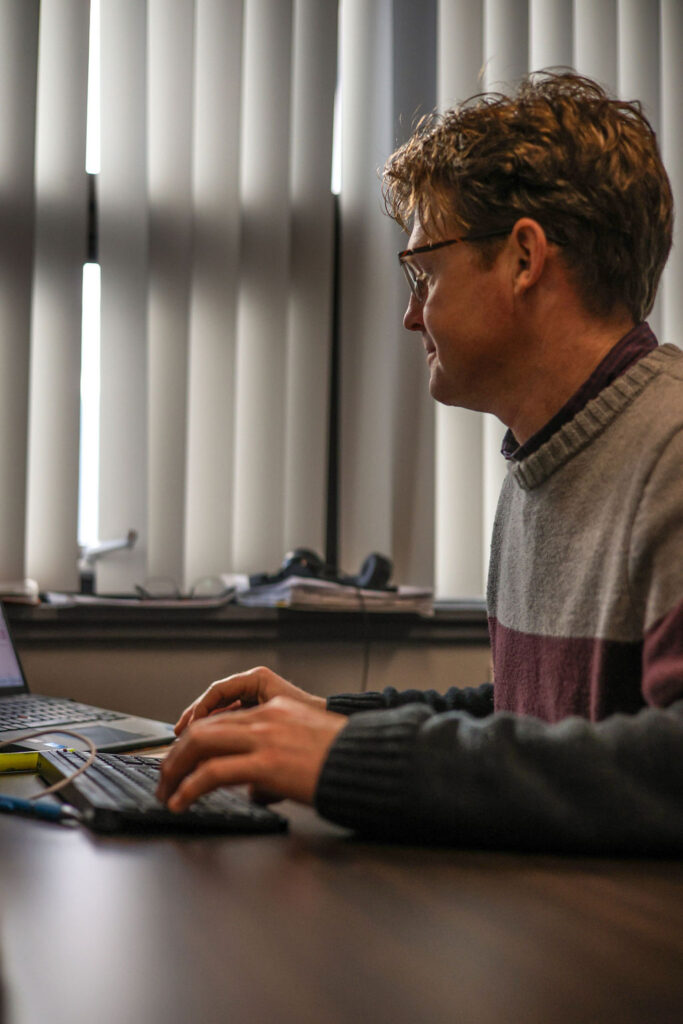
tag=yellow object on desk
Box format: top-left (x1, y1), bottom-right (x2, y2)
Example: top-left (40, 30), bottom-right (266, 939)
top-left (0, 751), bottom-right (41, 773)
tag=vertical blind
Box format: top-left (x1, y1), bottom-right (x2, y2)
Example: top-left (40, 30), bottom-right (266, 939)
top-left (26, 0), bottom-right (89, 591)
top-left (0, 3), bottom-right (39, 586)
top-left (0, 0), bottom-right (681, 598)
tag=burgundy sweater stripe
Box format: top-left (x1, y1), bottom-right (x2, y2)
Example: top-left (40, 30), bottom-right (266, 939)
top-left (642, 597), bottom-right (683, 707)
top-left (489, 597), bottom-right (683, 722)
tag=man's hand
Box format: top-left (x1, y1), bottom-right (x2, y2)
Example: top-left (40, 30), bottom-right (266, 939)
top-left (173, 666), bottom-right (326, 736)
top-left (157, 696), bottom-right (346, 811)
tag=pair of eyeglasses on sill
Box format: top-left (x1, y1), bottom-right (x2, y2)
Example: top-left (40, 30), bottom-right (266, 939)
top-left (134, 575), bottom-right (234, 601)
top-left (398, 228), bottom-right (563, 303)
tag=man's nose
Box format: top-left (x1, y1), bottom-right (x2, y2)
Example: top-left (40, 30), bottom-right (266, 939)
top-left (403, 291), bottom-right (424, 332)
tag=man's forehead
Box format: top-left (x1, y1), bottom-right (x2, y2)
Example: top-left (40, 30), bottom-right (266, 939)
top-left (407, 213), bottom-right (458, 249)
top-left (407, 218), bottom-right (428, 248)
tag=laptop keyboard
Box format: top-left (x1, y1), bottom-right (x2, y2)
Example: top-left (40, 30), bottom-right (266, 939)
top-left (0, 695), bottom-right (126, 732)
top-left (38, 749), bottom-right (288, 835)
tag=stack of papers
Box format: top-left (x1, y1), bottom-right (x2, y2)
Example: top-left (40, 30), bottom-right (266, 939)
top-left (236, 575), bottom-right (433, 615)
top-left (43, 590), bottom-right (236, 610)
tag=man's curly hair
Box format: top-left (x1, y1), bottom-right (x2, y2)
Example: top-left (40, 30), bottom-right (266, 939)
top-left (382, 71), bottom-right (673, 323)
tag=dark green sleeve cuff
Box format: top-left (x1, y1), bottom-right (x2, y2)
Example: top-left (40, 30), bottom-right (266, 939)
top-left (315, 705), bottom-right (432, 836)
top-left (327, 683), bottom-right (494, 718)
top-left (326, 692), bottom-right (391, 715)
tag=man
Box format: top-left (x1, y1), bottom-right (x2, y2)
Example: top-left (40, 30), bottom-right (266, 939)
top-left (157, 72), bottom-right (683, 853)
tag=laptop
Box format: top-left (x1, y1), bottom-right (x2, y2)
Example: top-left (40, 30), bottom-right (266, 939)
top-left (0, 601), bottom-right (175, 753)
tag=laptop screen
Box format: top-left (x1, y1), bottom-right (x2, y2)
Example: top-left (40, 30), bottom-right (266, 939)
top-left (0, 604), bottom-right (26, 693)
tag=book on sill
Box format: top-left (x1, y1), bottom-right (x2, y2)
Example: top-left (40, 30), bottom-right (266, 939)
top-left (236, 575), bottom-right (434, 615)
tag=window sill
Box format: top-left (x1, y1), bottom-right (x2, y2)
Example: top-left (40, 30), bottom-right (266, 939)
top-left (5, 599), bottom-right (489, 646)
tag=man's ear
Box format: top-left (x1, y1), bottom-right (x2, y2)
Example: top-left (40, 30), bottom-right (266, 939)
top-left (509, 218), bottom-right (548, 296)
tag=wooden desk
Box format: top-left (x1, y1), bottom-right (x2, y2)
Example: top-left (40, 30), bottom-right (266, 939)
top-left (0, 803), bottom-right (681, 1024)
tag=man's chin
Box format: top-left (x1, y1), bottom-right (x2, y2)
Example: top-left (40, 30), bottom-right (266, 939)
top-left (429, 370), bottom-right (457, 406)
top-left (430, 376), bottom-right (475, 410)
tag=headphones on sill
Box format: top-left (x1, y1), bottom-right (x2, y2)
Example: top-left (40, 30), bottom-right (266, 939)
top-left (249, 548), bottom-right (395, 591)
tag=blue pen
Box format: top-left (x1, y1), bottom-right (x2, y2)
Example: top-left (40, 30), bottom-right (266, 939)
top-left (0, 794), bottom-right (79, 824)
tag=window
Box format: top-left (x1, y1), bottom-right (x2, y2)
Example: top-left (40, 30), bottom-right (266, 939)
top-left (1, 0), bottom-right (680, 599)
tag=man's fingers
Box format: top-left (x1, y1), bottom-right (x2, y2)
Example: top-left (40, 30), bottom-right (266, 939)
top-left (174, 705), bottom-right (197, 734)
top-left (163, 693), bottom-right (345, 810)
top-left (172, 668), bottom-right (321, 736)
top-left (158, 719), bottom-right (256, 802)
top-left (174, 696), bottom-right (216, 734)
top-left (166, 755), bottom-right (258, 813)
top-left (209, 700), bottom-right (243, 716)
top-left (173, 678), bottom-right (253, 734)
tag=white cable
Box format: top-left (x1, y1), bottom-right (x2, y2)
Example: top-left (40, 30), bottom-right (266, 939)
top-left (0, 729), bottom-right (98, 799)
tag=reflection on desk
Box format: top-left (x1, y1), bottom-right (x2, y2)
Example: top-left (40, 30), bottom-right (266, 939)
top-left (0, 804), bottom-right (681, 1024)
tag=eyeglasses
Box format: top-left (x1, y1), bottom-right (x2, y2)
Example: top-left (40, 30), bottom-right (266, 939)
top-left (398, 230), bottom-right (514, 303)
top-left (134, 575), bottom-right (235, 601)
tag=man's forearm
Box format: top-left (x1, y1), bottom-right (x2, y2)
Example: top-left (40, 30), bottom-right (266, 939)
top-left (315, 699), bottom-right (683, 854)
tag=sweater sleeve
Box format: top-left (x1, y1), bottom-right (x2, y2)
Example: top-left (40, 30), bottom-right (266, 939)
top-left (314, 698), bottom-right (683, 854)
top-left (630, 425), bottom-right (683, 707)
top-left (326, 682), bottom-right (494, 718)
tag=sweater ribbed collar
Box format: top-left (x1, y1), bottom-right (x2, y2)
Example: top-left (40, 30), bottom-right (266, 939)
top-left (502, 323), bottom-right (658, 461)
top-left (508, 344), bottom-right (683, 491)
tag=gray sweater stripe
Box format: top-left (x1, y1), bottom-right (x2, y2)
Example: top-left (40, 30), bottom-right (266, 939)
top-left (489, 344), bottom-right (683, 640)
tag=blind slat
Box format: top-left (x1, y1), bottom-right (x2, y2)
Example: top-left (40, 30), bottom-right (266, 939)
top-left (484, 0), bottom-right (529, 89)
top-left (530, 0), bottom-right (573, 68)
top-left (183, 0), bottom-right (244, 586)
top-left (232, 0), bottom-right (294, 572)
top-left (0, 1), bottom-right (39, 582)
top-left (283, 0), bottom-right (338, 556)
top-left (574, 0), bottom-right (618, 90)
top-left (97, 0), bottom-right (149, 594)
top-left (338, 0), bottom-right (397, 572)
top-left (391, 0), bottom-right (437, 589)
top-left (146, 0), bottom-right (195, 582)
top-left (26, 0), bottom-right (89, 590)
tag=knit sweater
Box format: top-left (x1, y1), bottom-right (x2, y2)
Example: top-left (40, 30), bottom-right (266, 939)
top-left (489, 342), bottom-right (683, 719)
top-left (314, 343), bottom-right (683, 853)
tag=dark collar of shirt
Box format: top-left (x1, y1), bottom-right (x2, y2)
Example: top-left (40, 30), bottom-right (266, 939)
top-left (501, 322), bottom-right (659, 461)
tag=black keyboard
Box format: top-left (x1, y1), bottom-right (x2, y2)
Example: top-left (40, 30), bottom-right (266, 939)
top-left (0, 695), bottom-right (126, 732)
top-left (38, 749), bottom-right (288, 835)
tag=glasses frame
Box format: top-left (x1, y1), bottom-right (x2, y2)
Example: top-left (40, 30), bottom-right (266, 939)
top-left (398, 230), bottom-right (513, 303)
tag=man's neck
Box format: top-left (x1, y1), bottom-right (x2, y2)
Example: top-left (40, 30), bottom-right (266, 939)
top-left (502, 311), bottom-right (636, 446)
